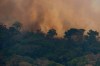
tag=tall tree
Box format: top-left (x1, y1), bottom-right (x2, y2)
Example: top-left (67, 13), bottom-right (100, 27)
top-left (12, 21), bottom-right (22, 31)
top-left (64, 28), bottom-right (85, 41)
top-left (46, 29), bottom-right (57, 38)
top-left (87, 30), bottom-right (99, 42)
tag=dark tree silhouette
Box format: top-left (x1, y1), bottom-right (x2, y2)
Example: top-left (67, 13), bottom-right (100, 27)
top-left (46, 29), bottom-right (57, 38)
top-left (64, 28), bottom-right (85, 41)
top-left (0, 24), bottom-right (9, 66)
top-left (0, 24), bottom-right (9, 48)
top-left (87, 30), bottom-right (99, 42)
top-left (64, 28), bottom-right (78, 40)
top-left (12, 21), bottom-right (22, 31)
top-left (0, 23), bottom-right (100, 66)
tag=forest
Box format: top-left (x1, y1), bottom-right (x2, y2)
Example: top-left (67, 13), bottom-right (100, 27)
top-left (0, 22), bottom-right (100, 66)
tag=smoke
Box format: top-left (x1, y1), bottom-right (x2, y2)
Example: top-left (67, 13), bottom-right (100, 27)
top-left (0, 0), bottom-right (100, 36)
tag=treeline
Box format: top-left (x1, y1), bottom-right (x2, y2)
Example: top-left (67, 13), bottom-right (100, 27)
top-left (0, 22), bottom-right (100, 66)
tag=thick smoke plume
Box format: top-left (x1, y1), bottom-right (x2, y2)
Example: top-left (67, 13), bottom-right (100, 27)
top-left (0, 0), bottom-right (100, 36)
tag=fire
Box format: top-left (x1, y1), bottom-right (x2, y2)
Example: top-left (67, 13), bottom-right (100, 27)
top-left (0, 0), bottom-right (100, 36)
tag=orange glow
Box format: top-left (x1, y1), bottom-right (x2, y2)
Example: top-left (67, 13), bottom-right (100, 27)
top-left (0, 0), bottom-right (100, 36)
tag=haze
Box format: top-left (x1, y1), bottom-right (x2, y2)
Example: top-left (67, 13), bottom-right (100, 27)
top-left (0, 0), bottom-right (100, 36)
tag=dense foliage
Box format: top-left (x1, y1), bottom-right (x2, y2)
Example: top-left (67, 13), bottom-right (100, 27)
top-left (0, 22), bottom-right (100, 66)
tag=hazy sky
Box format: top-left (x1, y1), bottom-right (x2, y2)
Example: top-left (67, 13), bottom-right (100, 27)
top-left (0, 0), bottom-right (100, 36)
